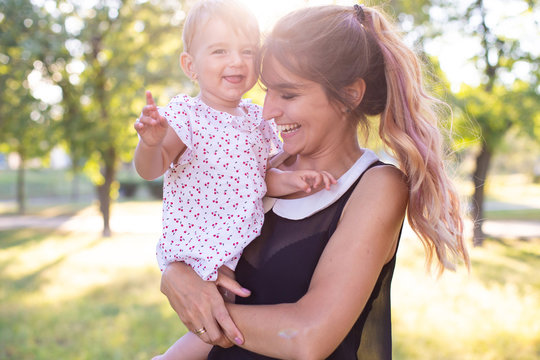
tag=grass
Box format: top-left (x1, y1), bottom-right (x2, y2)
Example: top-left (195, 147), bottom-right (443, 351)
top-left (0, 202), bottom-right (184, 359)
top-left (0, 170), bottom-right (539, 358)
top-left (0, 201), bottom-right (539, 359)
top-left (392, 231), bottom-right (540, 360)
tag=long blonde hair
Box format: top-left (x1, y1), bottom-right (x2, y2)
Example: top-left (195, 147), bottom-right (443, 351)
top-left (262, 5), bottom-right (469, 273)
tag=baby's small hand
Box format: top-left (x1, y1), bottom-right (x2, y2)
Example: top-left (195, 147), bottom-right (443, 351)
top-left (134, 91), bottom-right (168, 147)
top-left (296, 170), bottom-right (337, 193)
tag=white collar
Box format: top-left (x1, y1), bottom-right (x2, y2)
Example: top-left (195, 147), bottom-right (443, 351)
top-left (263, 149), bottom-right (379, 220)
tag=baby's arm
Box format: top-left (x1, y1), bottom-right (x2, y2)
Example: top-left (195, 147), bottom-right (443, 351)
top-left (133, 91), bottom-right (186, 180)
top-left (265, 168), bottom-right (337, 197)
top-left (152, 331), bottom-right (212, 360)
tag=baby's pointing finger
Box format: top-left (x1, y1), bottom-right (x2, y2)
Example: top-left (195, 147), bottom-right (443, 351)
top-left (145, 90), bottom-right (156, 106)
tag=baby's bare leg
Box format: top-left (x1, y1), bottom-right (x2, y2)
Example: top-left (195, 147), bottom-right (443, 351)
top-left (152, 331), bottom-right (212, 360)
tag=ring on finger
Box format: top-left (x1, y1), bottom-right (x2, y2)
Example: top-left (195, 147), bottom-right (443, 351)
top-left (193, 327), bottom-right (207, 336)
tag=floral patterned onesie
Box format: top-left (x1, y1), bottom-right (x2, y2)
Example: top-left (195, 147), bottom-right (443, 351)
top-left (156, 95), bottom-right (282, 281)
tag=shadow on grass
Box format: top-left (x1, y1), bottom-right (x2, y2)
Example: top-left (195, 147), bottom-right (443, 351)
top-left (0, 228), bottom-right (59, 250)
top-left (0, 268), bottom-right (183, 360)
top-left (0, 229), bottom-right (105, 303)
top-left (471, 236), bottom-right (540, 292)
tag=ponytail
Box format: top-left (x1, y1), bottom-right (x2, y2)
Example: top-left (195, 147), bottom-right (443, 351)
top-left (263, 4), bottom-right (470, 273)
top-left (363, 7), bottom-right (470, 273)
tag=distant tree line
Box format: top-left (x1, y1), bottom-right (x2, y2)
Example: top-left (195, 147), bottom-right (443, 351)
top-left (1, 0), bottom-right (539, 244)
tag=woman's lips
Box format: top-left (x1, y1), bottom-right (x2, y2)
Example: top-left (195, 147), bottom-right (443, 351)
top-left (277, 123), bottom-right (301, 135)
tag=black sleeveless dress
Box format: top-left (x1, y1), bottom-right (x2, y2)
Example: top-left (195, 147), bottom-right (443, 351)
top-left (208, 155), bottom-right (397, 360)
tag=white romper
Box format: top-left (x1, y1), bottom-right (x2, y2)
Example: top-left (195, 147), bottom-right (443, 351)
top-left (156, 95), bottom-right (282, 281)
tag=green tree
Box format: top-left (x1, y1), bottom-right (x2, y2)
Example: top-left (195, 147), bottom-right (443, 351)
top-left (450, 0), bottom-right (540, 245)
top-left (454, 81), bottom-right (540, 243)
top-left (386, 0), bottom-right (540, 245)
top-left (0, 0), bottom-right (62, 213)
top-left (56, 0), bottom-right (187, 236)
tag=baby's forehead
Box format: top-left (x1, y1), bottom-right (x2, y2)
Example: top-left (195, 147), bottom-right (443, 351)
top-left (188, 17), bottom-right (259, 53)
top-left (183, 5), bottom-right (259, 53)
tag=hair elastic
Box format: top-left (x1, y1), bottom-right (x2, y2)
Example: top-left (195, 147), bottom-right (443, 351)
top-left (354, 4), bottom-right (366, 23)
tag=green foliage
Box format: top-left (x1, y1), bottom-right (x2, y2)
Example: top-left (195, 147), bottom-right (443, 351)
top-left (453, 81), bottom-right (540, 151)
top-left (58, 0), bottom-right (186, 178)
top-left (0, 0), bottom-right (59, 158)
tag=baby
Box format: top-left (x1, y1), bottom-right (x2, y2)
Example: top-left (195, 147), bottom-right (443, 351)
top-left (134, 1), bottom-right (335, 358)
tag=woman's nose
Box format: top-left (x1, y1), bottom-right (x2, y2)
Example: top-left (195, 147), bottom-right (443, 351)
top-left (262, 93), bottom-right (281, 121)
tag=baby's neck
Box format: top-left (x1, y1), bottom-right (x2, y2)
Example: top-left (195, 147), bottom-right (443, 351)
top-left (197, 93), bottom-right (245, 116)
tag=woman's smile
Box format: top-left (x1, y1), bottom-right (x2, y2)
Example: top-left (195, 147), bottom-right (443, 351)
top-left (277, 123), bottom-right (301, 137)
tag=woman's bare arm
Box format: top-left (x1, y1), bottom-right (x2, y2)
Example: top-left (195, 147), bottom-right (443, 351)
top-left (226, 165), bottom-right (408, 359)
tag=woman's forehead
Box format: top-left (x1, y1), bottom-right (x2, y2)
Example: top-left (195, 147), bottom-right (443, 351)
top-left (261, 56), bottom-right (308, 89)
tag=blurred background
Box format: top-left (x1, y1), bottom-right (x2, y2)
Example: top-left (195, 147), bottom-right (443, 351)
top-left (0, 0), bottom-right (539, 359)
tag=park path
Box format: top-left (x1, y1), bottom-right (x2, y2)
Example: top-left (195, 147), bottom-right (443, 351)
top-left (0, 199), bottom-right (539, 240)
top-left (0, 202), bottom-right (162, 235)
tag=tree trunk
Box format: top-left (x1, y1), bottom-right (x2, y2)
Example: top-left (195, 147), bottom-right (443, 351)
top-left (471, 142), bottom-right (492, 246)
top-left (16, 151), bottom-right (26, 214)
top-left (97, 148), bottom-right (117, 237)
top-left (71, 173), bottom-right (80, 201)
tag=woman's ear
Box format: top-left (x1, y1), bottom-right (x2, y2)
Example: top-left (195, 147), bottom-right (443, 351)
top-left (180, 52), bottom-right (197, 81)
top-left (344, 78), bottom-right (366, 109)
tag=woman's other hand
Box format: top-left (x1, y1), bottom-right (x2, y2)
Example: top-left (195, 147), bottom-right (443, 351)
top-left (160, 262), bottom-right (248, 347)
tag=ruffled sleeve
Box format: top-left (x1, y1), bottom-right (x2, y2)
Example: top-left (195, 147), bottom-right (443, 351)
top-left (158, 94), bottom-right (195, 166)
top-left (243, 100), bottom-right (282, 157)
top-left (259, 118), bottom-right (282, 157)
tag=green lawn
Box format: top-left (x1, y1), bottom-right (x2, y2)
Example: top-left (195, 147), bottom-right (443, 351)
top-left (0, 201), bottom-right (539, 359)
top-left (1, 171), bottom-right (539, 358)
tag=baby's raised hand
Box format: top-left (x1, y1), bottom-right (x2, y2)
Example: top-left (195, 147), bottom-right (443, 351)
top-left (134, 91), bottom-right (168, 147)
top-left (295, 170), bottom-right (337, 193)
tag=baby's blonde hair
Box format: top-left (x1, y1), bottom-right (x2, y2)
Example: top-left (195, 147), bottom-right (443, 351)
top-left (182, 0), bottom-right (260, 53)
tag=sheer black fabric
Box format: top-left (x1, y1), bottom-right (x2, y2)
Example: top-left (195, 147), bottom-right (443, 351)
top-left (208, 161), bottom-right (397, 359)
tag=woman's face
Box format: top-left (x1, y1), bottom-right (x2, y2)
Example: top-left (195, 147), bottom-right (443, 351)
top-left (261, 56), bottom-right (345, 157)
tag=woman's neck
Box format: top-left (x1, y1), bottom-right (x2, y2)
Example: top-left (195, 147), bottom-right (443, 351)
top-left (282, 139), bottom-right (364, 180)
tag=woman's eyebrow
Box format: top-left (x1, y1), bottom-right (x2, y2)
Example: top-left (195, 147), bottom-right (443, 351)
top-left (269, 82), bottom-right (304, 91)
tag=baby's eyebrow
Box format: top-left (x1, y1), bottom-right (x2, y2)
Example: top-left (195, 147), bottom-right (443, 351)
top-left (206, 42), bottom-right (227, 49)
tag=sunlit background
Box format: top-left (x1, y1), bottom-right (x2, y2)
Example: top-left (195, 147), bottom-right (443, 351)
top-left (1, 0), bottom-right (540, 359)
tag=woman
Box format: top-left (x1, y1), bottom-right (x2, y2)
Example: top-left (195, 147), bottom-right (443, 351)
top-left (160, 4), bottom-right (470, 359)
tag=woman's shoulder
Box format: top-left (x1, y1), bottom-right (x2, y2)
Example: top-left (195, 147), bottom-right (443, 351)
top-left (354, 163), bottom-right (407, 195)
top-left (346, 162), bottom-right (408, 217)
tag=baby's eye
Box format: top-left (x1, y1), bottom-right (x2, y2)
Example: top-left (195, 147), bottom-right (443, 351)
top-left (242, 48), bottom-right (254, 56)
top-left (212, 49), bottom-right (226, 55)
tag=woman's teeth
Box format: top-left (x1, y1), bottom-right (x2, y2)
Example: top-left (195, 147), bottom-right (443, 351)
top-left (277, 124), bottom-right (301, 134)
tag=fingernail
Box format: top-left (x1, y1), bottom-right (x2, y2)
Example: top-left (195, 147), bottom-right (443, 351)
top-left (241, 288), bottom-right (251, 295)
top-left (235, 337), bottom-right (244, 345)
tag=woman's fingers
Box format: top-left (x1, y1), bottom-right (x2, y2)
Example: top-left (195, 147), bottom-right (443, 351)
top-left (216, 267), bottom-right (251, 298)
top-left (160, 262), bottom-right (240, 347)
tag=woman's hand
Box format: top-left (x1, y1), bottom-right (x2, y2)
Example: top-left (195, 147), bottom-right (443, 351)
top-left (160, 262), bottom-right (250, 347)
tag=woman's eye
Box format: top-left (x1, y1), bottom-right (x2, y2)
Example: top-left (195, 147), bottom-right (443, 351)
top-left (281, 93), bottom-right (297, 100)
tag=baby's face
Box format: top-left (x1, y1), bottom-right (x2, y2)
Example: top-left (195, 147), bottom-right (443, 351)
top-left (188, 18), bottom-right (258, 111)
